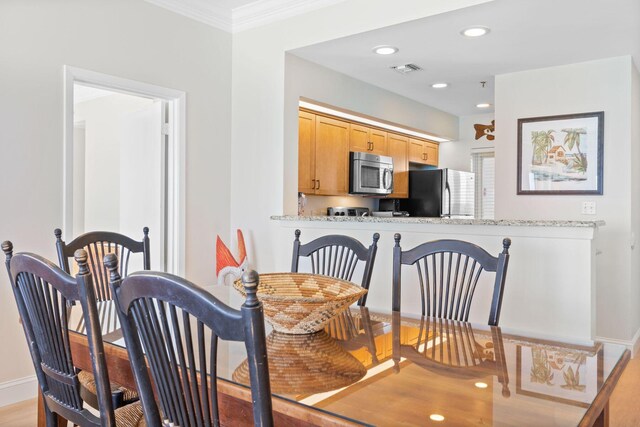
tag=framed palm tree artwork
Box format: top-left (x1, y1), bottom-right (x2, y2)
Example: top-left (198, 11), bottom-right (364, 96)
top-left (517, 112), bottom-right (604, 194)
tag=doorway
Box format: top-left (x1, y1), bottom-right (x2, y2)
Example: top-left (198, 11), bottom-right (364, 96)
top-left (64, 67), bottom-right (186, 274)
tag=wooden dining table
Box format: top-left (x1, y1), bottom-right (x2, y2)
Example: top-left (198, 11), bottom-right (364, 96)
top-left (49, 287), bottom-right (629, 427)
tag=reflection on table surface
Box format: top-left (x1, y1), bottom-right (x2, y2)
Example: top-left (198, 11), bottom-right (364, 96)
top-left (70, 289), bottom-right (627, 427)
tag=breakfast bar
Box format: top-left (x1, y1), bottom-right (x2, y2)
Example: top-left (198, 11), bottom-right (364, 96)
top-left (271, 216), bottom-right (604, 341)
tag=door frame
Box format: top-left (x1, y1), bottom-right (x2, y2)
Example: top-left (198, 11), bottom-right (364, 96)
top-left (63, 65), bottom-right (186, 275)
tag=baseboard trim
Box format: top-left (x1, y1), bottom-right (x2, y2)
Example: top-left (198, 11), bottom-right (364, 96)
top-left (0, 375), bottom-right (37, 408)
top-left (595, 327), bottom-right (640, 357)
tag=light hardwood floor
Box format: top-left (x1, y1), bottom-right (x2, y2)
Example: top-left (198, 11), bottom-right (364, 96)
top-left (1, 357), bottom-right (639, 426)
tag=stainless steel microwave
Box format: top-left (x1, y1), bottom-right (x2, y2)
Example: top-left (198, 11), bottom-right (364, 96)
top-left (349, 151), bottom-right (394, 195)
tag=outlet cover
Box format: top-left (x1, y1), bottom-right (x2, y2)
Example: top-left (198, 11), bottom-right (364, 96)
top-left (582, 201), bottom-right (596, 215)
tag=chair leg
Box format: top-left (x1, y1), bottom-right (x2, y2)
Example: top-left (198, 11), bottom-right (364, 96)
top-left (44, 405), bottom-right (57, 427)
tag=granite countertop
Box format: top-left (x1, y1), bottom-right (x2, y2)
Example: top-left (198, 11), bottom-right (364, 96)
top-left (270, 215), bottom-right (605, 228)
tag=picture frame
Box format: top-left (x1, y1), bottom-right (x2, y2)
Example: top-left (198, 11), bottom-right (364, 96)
top-left (517, 112), bottom-right (604, 195)
top-left (516, 342), bottom-right (603, 408)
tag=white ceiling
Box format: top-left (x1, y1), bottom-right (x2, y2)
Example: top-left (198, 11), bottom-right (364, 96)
top-left (290, 0), bottom-right (640, 117)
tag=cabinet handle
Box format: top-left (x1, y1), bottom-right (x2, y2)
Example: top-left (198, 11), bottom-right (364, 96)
top-left (368, 141), bottom-right (372, 151)
top-left (312, 179), bottom-right (316, 189)
top-left (316, 180), bottom-right (320, 190)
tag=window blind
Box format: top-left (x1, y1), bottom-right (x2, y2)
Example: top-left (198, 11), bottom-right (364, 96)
top-left (471, 152), bottom-right (495, 219)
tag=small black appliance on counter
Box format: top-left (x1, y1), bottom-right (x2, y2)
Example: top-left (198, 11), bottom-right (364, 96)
top-left (327, 207), bottom-right (370, 217)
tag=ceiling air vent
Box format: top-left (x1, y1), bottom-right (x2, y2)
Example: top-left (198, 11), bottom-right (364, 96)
top-left (391, 64), bottom-right (422, 74)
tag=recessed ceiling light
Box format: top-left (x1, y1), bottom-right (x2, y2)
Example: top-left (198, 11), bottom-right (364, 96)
top-left (461, 26), bottom-right (490, 37)
top-left (373, 45), bottom-right (398, 55)
top-left (476, 103), bottom-right (491, 108)
top-left (475, 382), bottom-right (488, 389)
top-left (431, 83), bottom-right (448, 89)
top-left (430, 414), bottom-right (445, 422)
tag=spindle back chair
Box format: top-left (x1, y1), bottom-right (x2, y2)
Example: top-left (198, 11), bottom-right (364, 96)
top-left (392, 235), bottom-right (511, 326)
top-left (55, 228), bottom-right (150, 305)
top-left (107, 255), bottom-right (273, 427)
top-left (1, 242), bottom-right (141, 427)
top-left (291, 229), bottom-right (379, 306)
top-left (55, 228), bottom-right (149, 409)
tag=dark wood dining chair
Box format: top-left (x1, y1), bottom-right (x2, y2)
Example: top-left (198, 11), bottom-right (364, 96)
top-left (392, 234), bottom-right (511, 326)
top-left (291, 229), bottom-right (380, 306)
top-left (106, 255), bottom-right (274, 427)
top-left (54, 227), bottom-right (149, 408)
top-left (2, 242), bottom-right (144, 427)
top-left (55, 227), bottom-right (150, 305)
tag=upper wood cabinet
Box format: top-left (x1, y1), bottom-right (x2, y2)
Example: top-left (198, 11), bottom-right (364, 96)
top-left (314, 115), bottom-right (350, 195)
top-left (298, 111), bottom-right (316, 194)
top-left (298, 108), bottom-right (439, 197)
top-left (299, 110), bottom-right (350, 196)
top-left (387, 133), bottom-right (409, 198)
top-left (349, 123), bottom-right (388, 155)
top-left (409, 138), bottom-right (439, 166)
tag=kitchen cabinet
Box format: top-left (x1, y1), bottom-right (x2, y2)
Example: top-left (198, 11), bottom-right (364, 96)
top-left (298, 112), bottom-right (350, 196)
top-left (387, 133), bottom-right (409, 198)
top-left (298, 111), bottom-right (316, 193)
top-left (298, 108), bottom-right (439, 197)
top-left (315, 115), bottom-right (350, 195)
top-left (349, 123), bottom-right (388, 155)
top-left (409, 138), bottom-right (439, 166)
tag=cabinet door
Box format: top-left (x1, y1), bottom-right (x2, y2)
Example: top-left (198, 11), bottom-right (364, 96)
top-left (425, 141), bottom-right (439, 166)
top-left (315, 116), bottom-right (350, 195)
top-left (369, 128), bottom-right (388, 155)
top-left (298, 111), bottom-right (316, 193)
top-left (388, 133), bottom-right (408, 198)
top-left (349, 123), bottom-right (370, 153)
top-left (409, 138), bottom-right (426, 164)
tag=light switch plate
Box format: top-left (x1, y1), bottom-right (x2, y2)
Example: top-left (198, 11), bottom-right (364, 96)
top-left (582, 201), bottom-right (596, 215)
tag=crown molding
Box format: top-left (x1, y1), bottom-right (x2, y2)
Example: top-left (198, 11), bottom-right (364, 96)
top-left (144, 0), bottom-right (232, 32)
top-left (232, 0), bottom-right (347, 33)
top-left (145, 0), bottom-right (346, 33)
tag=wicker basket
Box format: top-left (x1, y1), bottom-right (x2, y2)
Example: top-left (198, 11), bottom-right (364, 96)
top-left (233, 272), bottom-right (367, 334)
top-left (232, 331), bottom-right (366, 395)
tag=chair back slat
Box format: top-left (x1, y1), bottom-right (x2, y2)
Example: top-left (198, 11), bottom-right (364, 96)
top-left (3, 244), bottom-right (119, 427)
top-left (393, 235), bottom-right (511, 326)
top-left (107, 255), bottom-right (273, 427)
top-left (291, 230), bottom-right (379, 306)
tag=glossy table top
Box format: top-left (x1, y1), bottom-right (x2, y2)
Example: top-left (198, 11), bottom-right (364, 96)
top-left (72, 287), bottom-right (628, 427)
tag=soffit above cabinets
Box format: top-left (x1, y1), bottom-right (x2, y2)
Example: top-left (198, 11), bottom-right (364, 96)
top-left (144, 0), bottom-right (347, 33)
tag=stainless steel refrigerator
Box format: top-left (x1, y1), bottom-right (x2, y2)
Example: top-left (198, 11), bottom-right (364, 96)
top-left (399, 169), bottom-right (475, 217)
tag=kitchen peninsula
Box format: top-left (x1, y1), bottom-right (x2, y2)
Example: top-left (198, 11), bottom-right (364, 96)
top-left (271, 215), bottom-right (603, 342)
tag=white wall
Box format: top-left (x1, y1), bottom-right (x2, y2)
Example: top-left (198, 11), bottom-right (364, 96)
top-left (439, 113), bottom-right (495, 171)
top-left (494, 56), bottom-right (637, 342)
top-left (231, 0), bottom-right (493, 272)
top-left (0, 0), bottom-right (231, 397)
